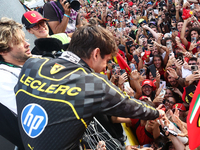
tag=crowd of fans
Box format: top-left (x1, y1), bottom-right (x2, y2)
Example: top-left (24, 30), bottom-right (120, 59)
top-left (3, 0), bottom-right (200, 149)
top-left (66, 0), bottom-right (200, 149)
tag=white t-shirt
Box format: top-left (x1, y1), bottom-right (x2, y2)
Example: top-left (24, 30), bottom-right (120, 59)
top-left (0, 64), bottom-right (21, 114)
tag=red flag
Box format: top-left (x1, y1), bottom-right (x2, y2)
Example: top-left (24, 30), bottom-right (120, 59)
top-left (187, 81), bottom-right (200, 149)
top-left (116, 53), bottom-right (131, 75)
top-left (141, 50), bottom-right (151, 61)
top-left (182, 8), bottom-right (193, 20)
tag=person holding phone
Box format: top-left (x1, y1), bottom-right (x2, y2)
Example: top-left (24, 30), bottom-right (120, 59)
top-left (141, 79), bottom-right (156, 100)
top-left (164, 96), bottom-right (176, 112)
top-left (164, 87), bottom-right (174, 99)
top-left (43, 0), bottom-right (80, 34)
top-left (145, 38), bottom-right (169, 66)
top-left (126, 44), bottom-right (136, 62)
top-left (153, 55), bottom-right (166, 81)
top-left (148, 70), bottom-right (161, 90)
top-left (166, 71), bottom-right (184, 103)
top-left (180, 15), bottom-right (200, 54)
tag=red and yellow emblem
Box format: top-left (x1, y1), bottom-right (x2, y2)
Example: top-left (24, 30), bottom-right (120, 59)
top-left (50, 63), bottom-right (66, 74)
top-left (31, 13), bottom-right (36, 17)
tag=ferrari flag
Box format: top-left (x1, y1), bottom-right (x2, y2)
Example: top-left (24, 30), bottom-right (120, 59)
top-left (187, 81), bottom-right (200, 149)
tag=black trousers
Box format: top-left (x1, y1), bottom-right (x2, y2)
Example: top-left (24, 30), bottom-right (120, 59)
top-left (0, 103), bottom-right (24, 150)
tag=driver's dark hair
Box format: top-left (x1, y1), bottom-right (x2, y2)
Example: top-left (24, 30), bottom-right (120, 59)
top-left (68, 25), bottom-right (117, 59)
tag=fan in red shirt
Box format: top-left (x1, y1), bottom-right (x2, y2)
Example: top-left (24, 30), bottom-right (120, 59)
top-left (180, 16), bottom-right (200, 54)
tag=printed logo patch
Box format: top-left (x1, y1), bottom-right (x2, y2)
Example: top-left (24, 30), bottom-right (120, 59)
top-left (21, 103), bottom-right (48, 138)
top-left (31, 13), bottom-right (36, 17)
top-left (50, 63), bottom-right (66, 74)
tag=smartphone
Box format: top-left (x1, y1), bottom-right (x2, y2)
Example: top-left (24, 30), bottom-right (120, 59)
top-left (168, 0), bottom-right (172, 4)
top-left (115, 64), bottom-right (120, 69)
top-left (147, 39), bottom-right (153, 44)
top-left (175, 0), bottom-right (178, 5)
top-left (143, 144), bottom-right (151, 147)
top-left (112, 64), bottom-right (115, 69)
top-left (172, 16), bottom-right (176, 22)
top-left (191, 37), bottom-right (196, 43)
top-left (190, 4), bottom-right (195, 10)
top-left (126, 41), bottom-right (133, 46)
top-left (191, 65), bottom-right (198, 74)
top-left (172, 27), bottom-right (178, 32)
top-left (168, 129), bottom-right (178, 136)
top-left (160, 81), bottom-right (166, 89)
top-left (176, 52), bottom-right (184, 65)
top-left (140, 68), bottom-right (146, 76)
top-left (135, 45), bottom-right (139, 49)
top-left (108, 60), bottom-right (112, 64)
top-left (120, 69), bottom-right (126, 75)
top-left (198, 53), bottom-right (200, 58)
top-left (112, 68), bottom-right (117, 75)
top-left (148, 64), bottom-right (157, 77)
top-left (166, 41), bottom-right (173, 53)
top-left (169, 52), bottom-right (174, 58)
top-left (163, 126), bottom-right (178, 136)
top-left (159, 89), bottom-right (166, 98)
top-left (130, 63), bottom-right (136, 71)
top-left (133, 55), bottom-right (139, 63)
top-left (124, 81), bottom-right (130, 91)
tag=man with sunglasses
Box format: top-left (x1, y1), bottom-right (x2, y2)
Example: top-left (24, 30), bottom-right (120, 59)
top-left (188, 57), bottom-right (197, 66)
top-left (164, 96), bottom-right (176, 111)
top-left (22, 11), bottom-right (49, 39)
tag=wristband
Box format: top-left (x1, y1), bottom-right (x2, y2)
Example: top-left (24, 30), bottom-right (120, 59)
top-left (176, 76), bottom-right (180, 80)
top-left (64, 14), bottom-right (70, 18)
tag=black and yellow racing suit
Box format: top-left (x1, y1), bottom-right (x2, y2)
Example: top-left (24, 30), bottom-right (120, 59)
top-left (15, 51), bottom-right (159, 150)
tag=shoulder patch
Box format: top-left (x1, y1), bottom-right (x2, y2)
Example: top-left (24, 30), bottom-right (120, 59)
top-left (50, 63), bottom-right (66, 74)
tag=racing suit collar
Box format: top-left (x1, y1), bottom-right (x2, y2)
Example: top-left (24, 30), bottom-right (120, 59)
top-left (79, 59), bottom-right (95, 73)
top-left (60, 51), bottom-right (94, 73)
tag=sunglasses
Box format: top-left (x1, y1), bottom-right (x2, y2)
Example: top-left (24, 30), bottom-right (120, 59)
top-left (32, 20), bottom-right (46, 30)
top-left (188, 63), bottom-right (197, 65)
top-left (165, 99), bottom-right (175, 105)
top-left (172, 109), bottom-right (185, 112)
top-left (143, 85), bottom-right (152, 88)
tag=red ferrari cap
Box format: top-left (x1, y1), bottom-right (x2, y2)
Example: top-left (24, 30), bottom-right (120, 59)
top-left (22, 11), bottom-right (48, 29)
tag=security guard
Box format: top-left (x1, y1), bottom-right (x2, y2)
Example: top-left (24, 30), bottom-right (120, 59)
top-left (15, 25), bottom-right (163, 150)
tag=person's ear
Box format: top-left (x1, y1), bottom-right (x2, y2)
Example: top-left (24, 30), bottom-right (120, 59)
top-left (91, 48), bottom-right (100, 61)
top-left (0, 51), bottom-right (7, 57)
